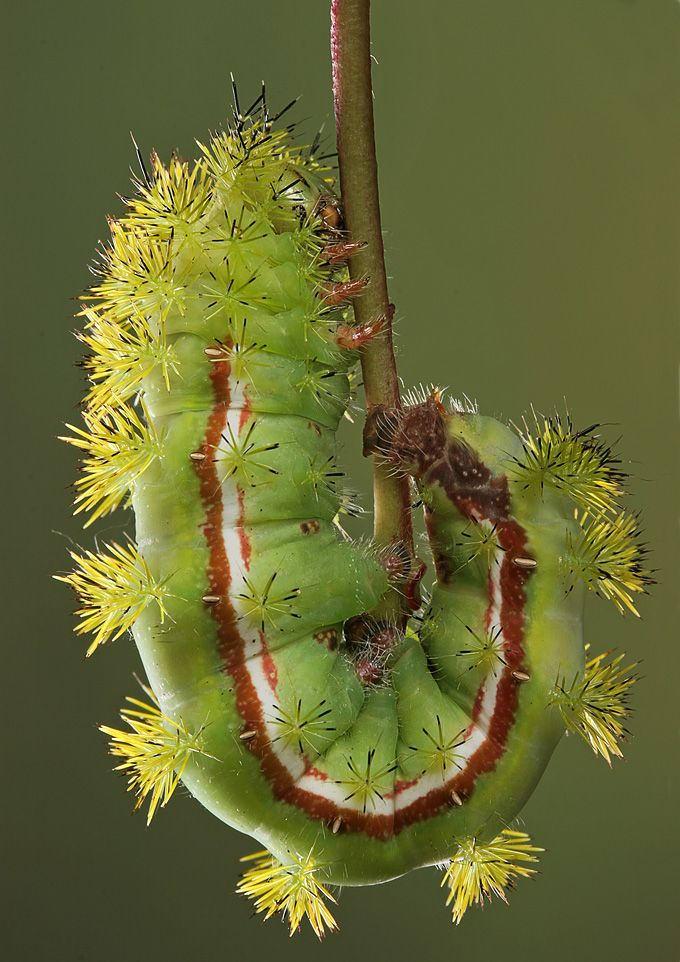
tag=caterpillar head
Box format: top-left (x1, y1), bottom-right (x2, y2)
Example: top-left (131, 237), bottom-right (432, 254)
top-left (364, 392), bottom-right (449, 477)
top-left (364, 391), bottom-right (508, 511)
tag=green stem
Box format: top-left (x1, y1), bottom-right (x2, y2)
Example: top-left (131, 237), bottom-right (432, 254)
top-left (330, 0), bottom-right (413, 605)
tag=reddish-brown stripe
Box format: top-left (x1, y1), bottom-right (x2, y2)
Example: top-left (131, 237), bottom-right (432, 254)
top-left (194, 368), bottom-right (531, 837)
top-left (193, 357), bottom-right (395, 837)
top-left (193, 359), bottom-right (243, 670)
top-left (392, 523), bottom-right (531, 828)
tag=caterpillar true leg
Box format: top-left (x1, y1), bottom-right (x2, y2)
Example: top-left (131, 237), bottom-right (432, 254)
top-left (336, 305), bottom-right (391, 350)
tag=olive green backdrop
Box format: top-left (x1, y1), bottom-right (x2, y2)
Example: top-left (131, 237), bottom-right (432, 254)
top-left (3, 1), bottom-right (678, 959)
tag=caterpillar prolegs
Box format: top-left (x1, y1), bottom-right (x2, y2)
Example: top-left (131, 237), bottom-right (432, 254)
top-left (59, 101), bottom-right (650, 935)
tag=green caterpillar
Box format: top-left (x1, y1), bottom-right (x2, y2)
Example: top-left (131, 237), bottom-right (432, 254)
top-left (59, 98), bottom-right (650, 936)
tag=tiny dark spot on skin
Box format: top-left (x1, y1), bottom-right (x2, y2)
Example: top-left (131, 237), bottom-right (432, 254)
top-left (314, 628), bottom-right (338, 650)
top-left (300, 519), bottom-right (320, 535)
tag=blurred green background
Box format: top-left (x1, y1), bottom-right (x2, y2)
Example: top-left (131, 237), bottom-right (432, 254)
top-left (3, 1), bottom-right (678, 959)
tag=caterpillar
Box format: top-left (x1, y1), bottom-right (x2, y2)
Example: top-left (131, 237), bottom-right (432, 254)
top-left (58, 94), bottom-right (650, 937)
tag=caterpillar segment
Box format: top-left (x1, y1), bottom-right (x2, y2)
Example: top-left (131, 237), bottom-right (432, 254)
top-left (60, 103), bottom-right (647, 935)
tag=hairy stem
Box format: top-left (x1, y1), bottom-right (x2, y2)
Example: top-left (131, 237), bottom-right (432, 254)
top-left (330, 0), bottom-right (414, 606)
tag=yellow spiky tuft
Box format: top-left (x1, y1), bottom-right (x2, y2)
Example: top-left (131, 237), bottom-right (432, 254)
top-left (407, 716), bottom-right (467, 780)
top-left (563, 508), bottom-right (652, 616)
top-left (293, 357), bottom-right (345, 413)
top-left (453, 520), bottom-right (503, 571)
top-left (61, 402), bottom-right (161, 524)
top-left (100, 690), bottom-right (209, 825)
top-left (550, 650), bottom-right (638, 764)
top-left (54, 541), bottom-right (170, 656)
top-left (79, 308), bottom-right (179, 409)
top-left (440, 828), bottom-right (542, 925)
top-left (199, 122), bottom-right (305, 215)
top-left (123, 153), bottom-right (213, 243)
top-left (236, 570), bottom-right (301, 633)
top-left (268, 697), bottom-right (335, 755)
top-left (335, 748), bottom-right (397, 814)
top-left (86, 221), bottom-right (189, 324)
top-left (511, 410), bottom-right (626, 514)
top-left (453, 623), bottom-right (506, 678)
top-left (204, 321), bottom-right (269, 394)
top-left (237, 849), bottom-right (338, 939)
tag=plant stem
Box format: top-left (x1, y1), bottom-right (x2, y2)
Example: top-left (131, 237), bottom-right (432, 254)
top-left (330, 0), bottom-right (413, 598)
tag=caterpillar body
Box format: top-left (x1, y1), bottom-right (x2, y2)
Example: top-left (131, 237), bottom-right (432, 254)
top-left (60, 101), bottom-right (649, 934)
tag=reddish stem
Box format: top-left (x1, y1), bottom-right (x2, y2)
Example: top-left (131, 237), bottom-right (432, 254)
top-left (330, 0), bottom-right (413, 603)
